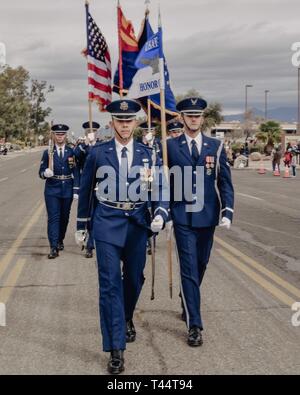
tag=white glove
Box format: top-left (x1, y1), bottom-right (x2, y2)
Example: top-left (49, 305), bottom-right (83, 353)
top-left (151, 215), bottom-right (164, 233)
top-left (75, 230), bottom-right (88, 248)
top-left (165, 220), bottom-right (173, 241)
top-left (88, 132), bottom-right (95, 143)
top-left (145, 132), bottom-right (154, 144)
top-left (219, 217), bottom-right (232, 230)
top-left (44, 168), bottom-right (54, 178)
top-left (73, 194), bottom-right (79, 200)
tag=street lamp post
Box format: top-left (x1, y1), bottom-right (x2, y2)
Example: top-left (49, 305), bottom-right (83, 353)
top-left (245, 84), bottom-right (253, 120)
top-left (265, 90), bottom-right (270, 121)
top-left (298, 68), bottom-right (300, 134)
top-left (244, 84), bottom-right (253, 140)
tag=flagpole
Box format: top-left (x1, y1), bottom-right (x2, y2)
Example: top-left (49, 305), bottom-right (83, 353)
top-left (117, 0), bottom-right (124, 98)
top-left (148, 99), bottom-right (152, 132)
top-left (145, 0), bottom-right (150, 16)
top-left (146, 1), bottom-right (152, 133)
top-left (85, 0), bottom-right (93, 133)
top-left (158, 18), bottom-right (168, 175)
top-left (158, 7), bottom-right (173, 299)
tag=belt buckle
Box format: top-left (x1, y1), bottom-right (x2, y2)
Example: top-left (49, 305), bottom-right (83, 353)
top-left (123, 202), bottom-right (133, 210)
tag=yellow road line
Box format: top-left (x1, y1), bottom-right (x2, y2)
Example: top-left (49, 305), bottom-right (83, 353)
top-left (0, 201), bottom-right (44, 281)
top-left (0, 259), bottom-right (26, 304)
top-left (215, 236), bottom-right (300, 299)
top-left (216, 249), bottom-right (295, 307)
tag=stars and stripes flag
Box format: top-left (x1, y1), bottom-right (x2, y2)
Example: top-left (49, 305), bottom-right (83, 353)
top-left (83, 3), bottom-right (112, 111)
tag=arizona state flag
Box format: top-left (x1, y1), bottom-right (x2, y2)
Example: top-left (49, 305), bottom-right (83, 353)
top-left (113, 2), bottom-right (139, 95)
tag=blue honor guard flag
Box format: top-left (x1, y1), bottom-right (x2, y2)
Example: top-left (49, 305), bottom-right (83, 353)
top-left (128, 31), bottom-right (161, 99)
top-left (129, 10), bottom-right (178, 120)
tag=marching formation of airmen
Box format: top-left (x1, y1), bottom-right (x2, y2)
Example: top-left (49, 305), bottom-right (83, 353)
top-left (39, 97), bottom-right (235, 375)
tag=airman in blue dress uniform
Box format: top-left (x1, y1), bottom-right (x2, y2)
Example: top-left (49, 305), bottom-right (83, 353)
top-left (75, 100), bottom-right (169, 375)
top-left (138, 121), bottom-right (162, 160)
top-left (74, 121), bottom-right (101, 259)
top-left (167, 98), bottom-right (234, 347)
top-left (138, 121), bottom-right (163, 256)
top-left (39, 124), bottom-right (80, 259)
top-left (167, 120), bottom-right (184, 139)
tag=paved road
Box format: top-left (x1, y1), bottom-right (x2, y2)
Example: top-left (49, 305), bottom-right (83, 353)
top-left (0, 150), bottom-right (300, 375)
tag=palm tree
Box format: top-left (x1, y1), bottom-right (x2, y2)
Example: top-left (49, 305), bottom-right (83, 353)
top-left (256, 121), bottom-right (282, 155)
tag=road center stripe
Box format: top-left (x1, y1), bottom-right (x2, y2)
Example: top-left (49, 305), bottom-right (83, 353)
top-left (0, 202), bottom-right (44, 281)
top-left (217, 249), bottom-right (295, 307)
top-left (0, 259), bottom-right (26, 304)
top-left (215, 236), bottom-right (300, 299)
top-left (237, 193), bottom-right (264, 201)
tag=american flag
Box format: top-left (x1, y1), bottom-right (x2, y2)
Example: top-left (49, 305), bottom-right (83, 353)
top-left (85, 5), bottom-right (112, 111)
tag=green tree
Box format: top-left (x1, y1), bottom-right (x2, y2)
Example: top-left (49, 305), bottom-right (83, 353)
top-left (256, 121), bottom-right (282, 147)
top-left (203, 102), bottom-right (223, 130)
top-left (29, 80), bottom-right (54, 138)
top-left (0, 66), bottom-right (54, 143)
top-left (175, 88), bottom-right (201, 104)
top-left (0, 66), bottom-right (31, 141)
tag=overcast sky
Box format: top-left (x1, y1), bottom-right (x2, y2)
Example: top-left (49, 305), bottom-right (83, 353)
top-left (1, 0), bottom-right (300, 134)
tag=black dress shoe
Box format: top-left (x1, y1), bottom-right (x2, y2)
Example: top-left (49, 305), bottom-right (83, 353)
top-left (187, 326), bottom-right (203, 347)
top-left (85, 249), bottom-right (93, 259)
top-left (57, 243), bottom-right (64, 251)
top-left (126, 320), bottom-right (136, 343)
top-left (48, 248), bottom-right (59, 260)
top-left (107, 350), bottom-right (125, 375)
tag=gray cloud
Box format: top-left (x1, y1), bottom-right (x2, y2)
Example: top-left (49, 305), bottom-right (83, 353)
top-left (1, 0), bottom-right (300, 132)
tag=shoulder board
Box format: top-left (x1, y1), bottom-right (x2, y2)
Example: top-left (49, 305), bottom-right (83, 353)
top-left (136, 142), bottom-right (152, 151)
top-left (205, 135), bottom-right (223, 146)
top-left (89, 142), bottom-right (107, 153)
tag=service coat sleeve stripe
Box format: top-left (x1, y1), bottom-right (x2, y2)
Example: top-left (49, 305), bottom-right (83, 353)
top-left (222, 207), bottom-right (234, 213)
top-left (154, 207), bottom-right (169, 217)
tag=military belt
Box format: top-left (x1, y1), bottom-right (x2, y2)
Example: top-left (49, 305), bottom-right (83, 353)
top-left (53, 175), bottom-right (73, 180)
top-left (99, 200), bottom-right (145, 211)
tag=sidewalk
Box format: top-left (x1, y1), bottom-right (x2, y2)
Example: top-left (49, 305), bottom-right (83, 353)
top-left (236, 158), bottom-right (300, 171)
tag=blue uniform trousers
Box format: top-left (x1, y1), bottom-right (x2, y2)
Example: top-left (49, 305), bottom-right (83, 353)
top-left (95, 221), bottom-right (148, 352)
top-left (174, 224), bottom-right (215, 331)
top-left (86, 205), bottom-right (95, 251)
top-left (86, 231), bottom-right (95, 250)
top-left (45, 195), bottom-right (73, 249)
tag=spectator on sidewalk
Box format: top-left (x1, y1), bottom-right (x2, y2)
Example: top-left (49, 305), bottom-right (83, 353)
top-left (272, 147), bottom-right (282, 173)
top-left (291, 145), bottom-right (299, 178)
top-left (284, 144), bottom-right (292, 168)
top-left (291, 152), bottom-right (297, 178)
